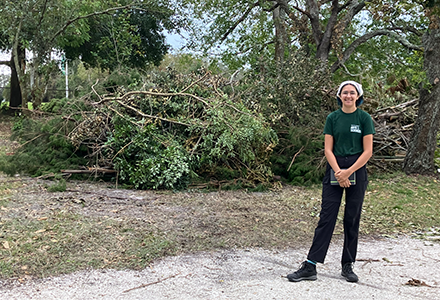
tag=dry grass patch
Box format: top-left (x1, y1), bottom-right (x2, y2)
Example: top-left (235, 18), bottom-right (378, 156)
top-left (0, 179), bottom-right (323, 279)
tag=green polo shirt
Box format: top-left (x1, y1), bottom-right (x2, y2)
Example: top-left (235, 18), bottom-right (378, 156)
top-left (323, 108), bottom-right (375, 157)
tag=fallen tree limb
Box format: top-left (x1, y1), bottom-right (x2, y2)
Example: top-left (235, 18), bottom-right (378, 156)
top-left (92, 90), bottom-right (210, 107)
top-left (115, 100), bottom-right (194, 127)
top-left (123, 272), bottom-right (182, 293)
top-left (61, 168), bottom-right (117, 174)
top-left (375, 98), bottom-right (419, 113)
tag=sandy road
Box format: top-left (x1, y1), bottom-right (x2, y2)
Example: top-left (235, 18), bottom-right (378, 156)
top-left (1, 235), bottom-right (439, 300)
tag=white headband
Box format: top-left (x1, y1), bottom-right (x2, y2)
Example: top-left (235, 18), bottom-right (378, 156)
top-left (336, 81), bottom-right (364, 106)
top-left (337, 80), bottom-right (363, 97)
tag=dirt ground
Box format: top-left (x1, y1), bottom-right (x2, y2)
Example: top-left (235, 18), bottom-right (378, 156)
top-left (1, 234), bottom-right (440, 300)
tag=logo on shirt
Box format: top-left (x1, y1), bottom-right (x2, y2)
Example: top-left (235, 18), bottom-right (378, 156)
top-left (351, 124), bottom-right (361, 133)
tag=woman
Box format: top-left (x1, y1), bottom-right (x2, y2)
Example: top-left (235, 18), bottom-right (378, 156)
top-left (287, 81), bottom-right (375, 283)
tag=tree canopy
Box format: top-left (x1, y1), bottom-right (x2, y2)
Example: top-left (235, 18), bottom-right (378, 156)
top-left (178, 0), bottom-right (426, 77)
top-left (62, 6), bottom-right (178, 70)
top-left (0, 0), bottom-right (183, 108)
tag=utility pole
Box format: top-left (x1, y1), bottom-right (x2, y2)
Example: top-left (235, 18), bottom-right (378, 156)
top-left (61, 54), bottom-right (68, 99)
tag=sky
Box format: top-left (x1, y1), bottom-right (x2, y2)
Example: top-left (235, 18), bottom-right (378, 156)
top-left (0, 52), bottom-right (10, 76)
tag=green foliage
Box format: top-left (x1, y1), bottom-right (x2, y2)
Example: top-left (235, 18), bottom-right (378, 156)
top-left (0, 100), bottom-right (10, 112)
top-left (0, 116), bottom-right (88, 177)
top-left (2, 67), bottom-right (277, 190)
top-left (48, 60), bottom-right (109, 100)
top-left (271, 126), bottom-right (326, 186)
top-left (99, 68), bottom-right (278, 189)
top-left (0, 0), bottom-right (185, 108)
top-left (239, 51), bottom-right (331, 127)
top-left (102, 69), bottom-right (143, 93)
top-left (110, 121), bottom-right (192, 190)
top-left (234, 52), bottom-right (330, 185)
top-left (63, 6), bottom-right (174, 70)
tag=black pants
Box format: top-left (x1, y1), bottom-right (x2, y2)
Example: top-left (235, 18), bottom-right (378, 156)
top-left (307, 154), bottom-right (368, 265)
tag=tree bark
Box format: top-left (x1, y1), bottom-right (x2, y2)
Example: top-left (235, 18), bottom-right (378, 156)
top-left (12, 20), bottom-right (28, 111)
top-left (9, 45), bottom-right (25, 108)
top-left (273, 3), bottom-right (287, 63)
top-left (403, 16), bottom-right (440, 175)
top-left (403, 86), bottom-right (440, 174)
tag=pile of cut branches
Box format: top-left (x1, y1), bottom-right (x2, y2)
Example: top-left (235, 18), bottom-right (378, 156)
top-left (58, 70), bottom-right (278, 189)
top-left (370, 98), bottom-right (419, 169)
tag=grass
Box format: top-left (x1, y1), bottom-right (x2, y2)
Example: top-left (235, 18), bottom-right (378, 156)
top-left (362, 172), bottom-right (440, 234)
top-left (0, 208), bottom-right (175, 278)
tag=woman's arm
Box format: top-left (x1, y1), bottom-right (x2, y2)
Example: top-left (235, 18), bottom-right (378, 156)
top-left (324, 134), bottom-right (340, 173)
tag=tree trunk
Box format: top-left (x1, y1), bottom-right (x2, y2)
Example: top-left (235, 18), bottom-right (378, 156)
top-left (403, 86), bottom-right (440, 174)
top-left (403, 17), bottom-right (440, 175)
top-left (12, 21), bottom-right (29, 112)
top-left (9, 45), bottom-right (26, 108)
top-left (273, 3), bottom-right (287, 63)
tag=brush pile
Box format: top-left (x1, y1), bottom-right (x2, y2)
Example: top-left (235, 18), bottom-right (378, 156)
top-left (370, 98), bottom-right (419, 169)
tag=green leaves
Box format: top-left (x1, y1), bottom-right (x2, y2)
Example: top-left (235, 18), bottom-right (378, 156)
top-left (63, 6), bottom-right (173, 70)
top-left (111, 122), bottom-right (193, 190)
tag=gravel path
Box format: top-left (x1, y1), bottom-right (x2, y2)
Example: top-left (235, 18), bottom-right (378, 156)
top-left (1, 235), bottom-right (439, 300)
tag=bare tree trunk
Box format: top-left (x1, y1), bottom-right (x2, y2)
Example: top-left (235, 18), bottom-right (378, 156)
top-left (12, 21), bottom-right (29, 111)
top-left (9, 45), bottom-right (25, 108)
top-left (403, 16), bottom-right (440, 174)
top-left (273, 3), bottom-right (287, 63)
top-left (403, 86), bottom-right (440, 174)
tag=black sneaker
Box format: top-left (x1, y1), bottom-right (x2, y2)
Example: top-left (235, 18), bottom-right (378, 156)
top-left (341, 262), bottom-right (359, 282)
top-left (287, 261), bottom-right (317, 282)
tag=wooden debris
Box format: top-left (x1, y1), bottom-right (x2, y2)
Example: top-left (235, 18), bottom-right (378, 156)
top-left (370, 98), bottom-right (419, 165)
top-left (61, 168), bottom-right (117, 174)
top-left (405, 278), bottom-right (432, 287)
top-left (123, 272), bottom-right (181, 293)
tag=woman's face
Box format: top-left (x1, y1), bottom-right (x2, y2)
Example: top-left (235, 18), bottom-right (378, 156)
top-left (340, 84), bottom-right (359, 109)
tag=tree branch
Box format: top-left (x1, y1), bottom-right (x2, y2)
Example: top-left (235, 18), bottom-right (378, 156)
top-left (49, 3), bottom-right (136, 44)
top-left (115, 100), bottom-right (193, 127)
top-left (331, 29), bottom-right (423, 73)
top-left (262, 2), bottom-right (280, 12)
top-left (231, 41), bottom-right (274, 56)
top-left (220, 1), bottom-right (260, 43)
top-left (336, 0), bottom-right (366, 31)
top-left (317, 0), bottom-right (341, 58)
top-left (276, 0), bottom-right (311, 18)
top-left (94, 90), bottom-right (210, 107)
top-left (0, 61), bottom-right (11, 67)
top-left (122, 91), bottom-right (210, 107)
top-left (306, 0), bottom-right (324, 46)
top-left (37, 0), bottom-right (49, 28)
top-left (388, 26), bottom-right (423, 36)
